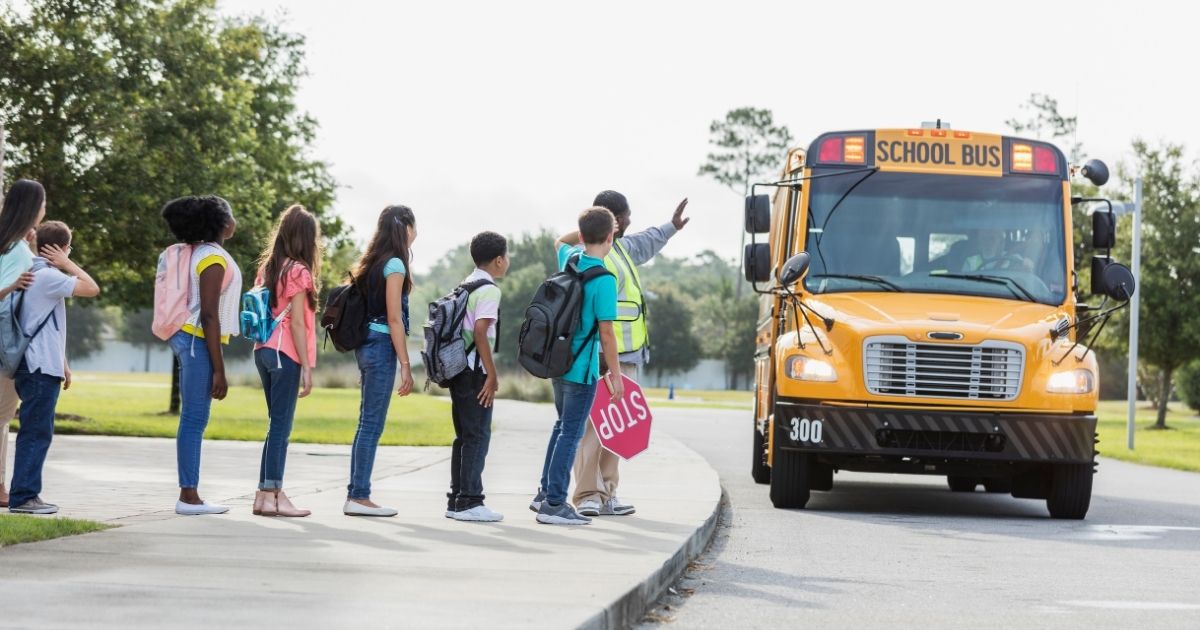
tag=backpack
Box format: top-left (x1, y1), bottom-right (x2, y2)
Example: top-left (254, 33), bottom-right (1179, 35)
top-left (517, 258), bottom-right (612, 379)
top-left (151, 244), bottom-right (193, 341)
top-left (240, 286), bottom-right (292, 344)
top-left (421, 278), bottom-right (497, 388)
top-left (0, 290), bottom-right (57, 378)
top-left (320, 279), bottom-right (369, 353)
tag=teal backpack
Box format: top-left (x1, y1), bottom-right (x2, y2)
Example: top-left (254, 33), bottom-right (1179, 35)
top-left (240, 287), bottom-right (293, 366)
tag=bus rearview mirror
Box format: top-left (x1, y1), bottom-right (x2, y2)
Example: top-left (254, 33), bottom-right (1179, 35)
top-left (778, 252), bottom-right (811, 286)
top-left (744, 243), bottom-right (771, 283)
top-left (1092, 210), bottom-right (1115, 249)
top-left (1091, 256), bottom-right (1136, 301)
top-left (1082, 159), bottom-right (1109, 187)
top-left (745, 195), bottom-right (771, 234)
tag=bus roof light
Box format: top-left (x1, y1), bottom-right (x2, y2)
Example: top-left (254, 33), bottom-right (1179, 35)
top-left (844, 136), bottom-right (865, 163)
top-left (819, 137), bottom-right (844, 162)
top-left (1012, 143), bottom-right (1034, 172)
top-left (1033, 146), bottom-right (1057, 173)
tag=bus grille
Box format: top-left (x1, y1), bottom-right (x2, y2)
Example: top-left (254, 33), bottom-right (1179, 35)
top-left (863, 337), bottom-right (1024, 401)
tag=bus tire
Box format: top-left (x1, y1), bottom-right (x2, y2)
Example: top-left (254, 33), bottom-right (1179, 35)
top-left (1046, 463), bottom-right (1093, 519)
top-left (947, 476), bottom-right (979, 492)
top-left (751, 422), bottom-right (770, 484)
top-left (769, 447), bottom-right (811, 509)
top-left (983, 477), bottom-right (1013, 493)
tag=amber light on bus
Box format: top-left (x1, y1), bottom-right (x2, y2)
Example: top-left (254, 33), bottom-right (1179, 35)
top-left (1012, 142), bottom-right (1058, 174)
top-left (817, 136), bottom-right (866, 164)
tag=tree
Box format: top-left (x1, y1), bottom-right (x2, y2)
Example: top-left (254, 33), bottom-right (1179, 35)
top-left (698, 107), bottom-right (792, 297)
top-left (0, 0), bottom-right (340, 410)
top-left (1006, 93), bottom-right (1082, 161)
top-left (644, 287), bottom-right (701, 382)
top-left (0, 0), bottom-right (341, 307)
top-left (65, 304), bottom-right (113, 362)
top-left (1112, 141), bottom-right (1200, 428)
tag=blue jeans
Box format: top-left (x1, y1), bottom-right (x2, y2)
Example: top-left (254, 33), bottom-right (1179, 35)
top-left (169, 331), bottom-right (212, 489)
top-left (539, 378), bottom-right (598, 505)
top-left (8, 361), bottom-right (62, 509)
top-left (348, 329), bottom-right (396, 499)
top-left (255, 348), bottom-right (300, 490)
top-left (448, 368), bottom-right (493, 511)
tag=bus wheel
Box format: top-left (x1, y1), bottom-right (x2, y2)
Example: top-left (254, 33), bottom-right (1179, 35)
top-left (751, 422), bottom-right (770, 485)
top-left (1046, 463), bottom-right (1093, 519)
top-left (769, 447), bottom-right (811, 509)
top-left (983, 477), bottom-right (1013, 493)
top-left (947, 476), bottom-right (979, 492)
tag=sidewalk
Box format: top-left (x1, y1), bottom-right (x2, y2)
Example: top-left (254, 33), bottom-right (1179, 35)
top-left (0, 400), bottom-right (720, 629)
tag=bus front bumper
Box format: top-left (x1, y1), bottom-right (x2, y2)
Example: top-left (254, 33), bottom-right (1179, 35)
top-left (774, 400), bottom-right (1097, 465)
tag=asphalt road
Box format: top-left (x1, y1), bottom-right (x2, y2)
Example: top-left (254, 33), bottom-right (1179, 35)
top-left (639, 405), bottom-right (1200, 629)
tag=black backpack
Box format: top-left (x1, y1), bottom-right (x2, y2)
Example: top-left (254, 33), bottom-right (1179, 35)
top-left (421, 278), bottom-right (497, 388)
top-left (518, 259), bottom-right (612, 379)
top-left (320, 280), bottom-right (369, 353)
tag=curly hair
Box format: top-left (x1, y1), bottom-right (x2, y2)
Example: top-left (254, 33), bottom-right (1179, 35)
top-left (161, 195), bottom-right (233, 244)
top-left (470, 231), bottom-right (507, 265)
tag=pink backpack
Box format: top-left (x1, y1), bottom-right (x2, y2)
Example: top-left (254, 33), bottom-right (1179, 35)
top-left (152, 244), bottom-right (194, 340)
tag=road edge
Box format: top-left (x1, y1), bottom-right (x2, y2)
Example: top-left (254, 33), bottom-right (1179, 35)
top-left (577, 441), bottom-right (723, 630)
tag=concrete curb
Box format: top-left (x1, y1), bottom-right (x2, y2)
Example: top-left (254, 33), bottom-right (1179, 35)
top-left (579, 441), bottom-right (723, 630)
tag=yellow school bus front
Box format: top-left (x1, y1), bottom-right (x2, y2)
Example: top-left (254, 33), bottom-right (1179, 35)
top-left (754, 128), bottom-right (1102, 516)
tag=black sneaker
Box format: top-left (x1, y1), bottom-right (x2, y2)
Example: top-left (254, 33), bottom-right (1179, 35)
top-left (536, 501), bottom-right (592, 525)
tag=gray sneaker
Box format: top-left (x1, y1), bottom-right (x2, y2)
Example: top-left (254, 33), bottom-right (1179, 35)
top-left (528, 489), bottom-right (546, 513)
top-left (599, 496), bottom-right (636, 516)
top-left (536, 501), bottom-right (592, 525)
top-left (9, 497), bottom-right (59, 515)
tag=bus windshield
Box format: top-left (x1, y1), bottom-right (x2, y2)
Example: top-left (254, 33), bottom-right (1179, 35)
top-left (803, 170), bottom-right (1068, 305)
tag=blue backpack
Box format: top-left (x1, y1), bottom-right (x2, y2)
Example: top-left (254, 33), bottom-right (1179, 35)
top-left (240, 286), bottom-right (293, 345)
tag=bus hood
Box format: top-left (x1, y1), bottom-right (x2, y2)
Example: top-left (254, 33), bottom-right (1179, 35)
top-left (803, 292), bottom-right (1066, 344)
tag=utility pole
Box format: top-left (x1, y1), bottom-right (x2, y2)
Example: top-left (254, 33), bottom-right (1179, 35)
top-left (1125, 178), bottom-right (1143, 450)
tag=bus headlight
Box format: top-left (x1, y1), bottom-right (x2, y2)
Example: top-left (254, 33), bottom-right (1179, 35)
top-left (785, 356), bottom-right (837, 382)
top-left (1046, 369), bottom-right (1095, 394)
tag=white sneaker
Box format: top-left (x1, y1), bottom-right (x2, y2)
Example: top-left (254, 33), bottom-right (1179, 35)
top-left (175, 501), bottom-right (229, 515)
top-left (451, 505), bottom-right (504, 522)
top-left (343, 500), bottom-right (398, 517)
top-left (599, 496), bottom-right (636, 516)
top-left (577, 499), bottom-right (603, 517)
top-left (445, 510), bottom-right (456, 518)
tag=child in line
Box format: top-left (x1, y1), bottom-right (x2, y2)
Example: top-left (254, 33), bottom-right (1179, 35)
top-left (7, 221), bottom-right (100, 514)
top-left (344, 205), bottom-right (417, 517)
top-left (251, 205), bottom-right (321, 518)
top-left (161, 196), bottom-right (243, 515)
top-left (530, 207), bottom-right (623, 526)
top-left (446, 231), bottom-right (509, 523)
top-left (0, 179), bottom-right (44, 509)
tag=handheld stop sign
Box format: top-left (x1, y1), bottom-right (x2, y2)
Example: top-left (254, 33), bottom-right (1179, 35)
top-left (589, 373), bottom-right (653, 460)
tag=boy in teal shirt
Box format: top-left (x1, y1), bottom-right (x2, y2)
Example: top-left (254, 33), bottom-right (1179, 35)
top-left (530, 207), bottom-right (622, 525)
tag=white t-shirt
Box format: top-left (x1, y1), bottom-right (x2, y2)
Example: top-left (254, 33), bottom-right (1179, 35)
top-left (181, 243), bottom-right (243, 340)
top-left (20, 258), bottom-right (76, 379)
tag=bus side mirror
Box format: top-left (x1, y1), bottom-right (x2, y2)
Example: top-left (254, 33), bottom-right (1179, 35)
top-left (1081, 159), bottom-right (1109, 186)
top-left (777, 252), bottom-right (811, 286)
top-left (1091, 256), bottom-right (1136, 301)
top-left (745, 195), bottom-right (771, 233)
top-left (1092, 209), bottom-right (1116, 249)
top-left (744, 243), bottom-right (771, 282)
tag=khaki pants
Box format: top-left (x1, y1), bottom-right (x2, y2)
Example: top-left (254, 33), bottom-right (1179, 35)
top-left (572, 362), bottom-right (638, 505)
top-left (0, 376), bottom-right (17, 488)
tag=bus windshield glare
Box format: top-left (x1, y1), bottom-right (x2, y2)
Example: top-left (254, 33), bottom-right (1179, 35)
top-left (803, 170), bottom-right (1068, 305)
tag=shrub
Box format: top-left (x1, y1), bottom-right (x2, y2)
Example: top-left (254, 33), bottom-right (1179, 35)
top-left (1177, 362), bottom-right (1200, 414)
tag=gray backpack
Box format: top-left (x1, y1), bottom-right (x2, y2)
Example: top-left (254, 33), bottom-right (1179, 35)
top-left (421, 278), bottom-right (497, 388)
top-left (0, 290), bottom-right (56, 377)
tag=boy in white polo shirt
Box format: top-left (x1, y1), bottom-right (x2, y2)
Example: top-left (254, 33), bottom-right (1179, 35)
top-left (7, 221), bottom-right (100, 515)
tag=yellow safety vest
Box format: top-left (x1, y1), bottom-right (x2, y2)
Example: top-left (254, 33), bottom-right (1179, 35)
top-left (603, 240), bottom-right (648, 353)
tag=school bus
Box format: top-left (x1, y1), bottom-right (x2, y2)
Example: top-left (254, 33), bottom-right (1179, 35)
top-left (743, 125), bottom-right (1135, 519)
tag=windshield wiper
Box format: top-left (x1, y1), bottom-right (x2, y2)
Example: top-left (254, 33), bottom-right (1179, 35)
top-left (810, 273), bottom-right (903, 292)
top-left (928, 273), bottom-right (1037, 302)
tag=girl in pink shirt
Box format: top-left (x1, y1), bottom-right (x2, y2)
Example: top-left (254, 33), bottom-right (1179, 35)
top-left (251, 205), bottom-right (320, 517)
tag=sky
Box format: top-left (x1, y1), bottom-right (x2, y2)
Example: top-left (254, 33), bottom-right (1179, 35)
top-left (220, 0), bottom-right (1197, 273)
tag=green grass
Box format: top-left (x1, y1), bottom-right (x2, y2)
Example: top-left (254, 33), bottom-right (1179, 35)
top-left (1096, 400), bottom-right (1200, 472)
top-left (0, 514), bottom-right (113, 547)
top-left (642, 387), bottom-right (753, 410)
top-left (36, 372), bottom-right (456, 446)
